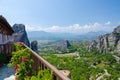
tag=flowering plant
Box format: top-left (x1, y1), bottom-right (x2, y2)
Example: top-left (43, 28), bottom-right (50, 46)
top-left (9, 43), bottom-right (33, 80)
top-left (9, 42), bottom-right (54, 80)
top-left (17, 56), bottom-right (33, 80)
top-left (14, 64), bottom-right (19, 71)
top-left (10, 48), bottom-right (31, 67)
top-left (14, 42), bottom-right (24, 51)
top-left (22, 57), bottom-right (28, 62)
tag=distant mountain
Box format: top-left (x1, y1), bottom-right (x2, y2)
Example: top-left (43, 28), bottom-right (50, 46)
top-left (77, 31), bottom-right (107, 41)
top-left (27, 31), bottom-right (62, 41)
top-left (27, 31), bottom-right (107, 41)
top-left (27, 31), bottom-right (78, 41)
top-left (86, 31), bottom-right (108, 36)
top-left (27, 31), bottom-right (50, 38)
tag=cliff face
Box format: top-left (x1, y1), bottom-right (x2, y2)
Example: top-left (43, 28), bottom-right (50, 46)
top-left (12, 24), bottom-right (30, 47)
top-left (63, 40), bottom-right (71, 50)
top-left (31, 40), bottom-right (38, 53)
top-left (88, 25), bottom-right (120, 54)
top-left (56, 40), bottom-right (71, 52)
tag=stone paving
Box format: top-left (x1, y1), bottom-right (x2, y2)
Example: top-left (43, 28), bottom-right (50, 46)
top-left (0, 64), bottom-right (15, 80)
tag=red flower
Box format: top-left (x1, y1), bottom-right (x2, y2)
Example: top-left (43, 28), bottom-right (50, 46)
top-left (17, 42), bottom-right (23, 45)
top-left (14, 64), bottom-right (19, 71)
top-left (22, 57), bottom-right (28, 62)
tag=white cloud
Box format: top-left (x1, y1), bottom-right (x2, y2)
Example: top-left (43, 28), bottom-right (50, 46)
top-left (105, 21), bottom-right (111, 25)
top-left (26, 21), bottom-right (114, 34)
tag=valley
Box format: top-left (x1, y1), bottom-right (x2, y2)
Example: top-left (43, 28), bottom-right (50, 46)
top-left (27, 25), bottom-right (120, 80)
top-left (36, 40), bottom-right (120, 80)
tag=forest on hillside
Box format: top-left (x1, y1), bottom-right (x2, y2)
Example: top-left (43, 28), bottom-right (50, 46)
top-left (39, 41), bottom-right (120, 80)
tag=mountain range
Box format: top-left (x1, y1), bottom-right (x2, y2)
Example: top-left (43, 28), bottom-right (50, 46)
top-left (27, 31), bottom-right (107, 41)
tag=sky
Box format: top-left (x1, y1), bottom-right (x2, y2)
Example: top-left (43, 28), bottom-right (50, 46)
top-left (0, 0), bottom-right (120, 34)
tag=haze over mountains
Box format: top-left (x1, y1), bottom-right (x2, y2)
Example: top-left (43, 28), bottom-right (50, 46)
top-left (27, 31), bottom-right (107, 41)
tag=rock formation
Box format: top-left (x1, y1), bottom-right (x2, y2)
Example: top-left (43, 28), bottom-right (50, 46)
top-left (55, 40), bottom-right (71, 53)
top-left (31, 41), bottom-right (38, 53)
top-left (88, 40), bottom-right (97, 52)
top-left (58, 40), bottom-right (71, 51)
top-left (63, 40), bottom-right (71, 49)
top-left (88, 25), bottom-right (120, 54)
top-left (12, 24), bottom-right (30, 47)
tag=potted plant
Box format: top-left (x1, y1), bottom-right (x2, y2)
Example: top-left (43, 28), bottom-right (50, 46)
top-left (0, 54), bottom-right (6, 67)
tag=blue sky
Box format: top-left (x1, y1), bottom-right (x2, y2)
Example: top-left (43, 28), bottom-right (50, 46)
top-left (0, 0), bottom-right (120, 34)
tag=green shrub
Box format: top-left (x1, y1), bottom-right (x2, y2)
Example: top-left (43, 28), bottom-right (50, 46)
top-left (0, 54), bottom-right (6, 64)
top-left (24, 69), bottom-right (53, 80)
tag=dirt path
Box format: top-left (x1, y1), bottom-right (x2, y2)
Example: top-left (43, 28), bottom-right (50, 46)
top-left (55, 52), bottom-right (79, 57)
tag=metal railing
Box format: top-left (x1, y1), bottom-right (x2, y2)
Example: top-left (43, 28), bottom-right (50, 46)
top-left (23, 44), bottom-right (71, 80)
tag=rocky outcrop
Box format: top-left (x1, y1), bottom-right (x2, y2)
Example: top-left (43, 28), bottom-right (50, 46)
top-left (12, 24), bottom-right (30, 47)
top-left (88, 25), bottom-right (120, 54)
top-left (63, 40), bottom-right (71, 50)
top-left (31, 41), bottom-right (38, 53)
top-left (56, 40), bottom-right (71, 52)
top-left (88, 40), bottom-right (97, 52)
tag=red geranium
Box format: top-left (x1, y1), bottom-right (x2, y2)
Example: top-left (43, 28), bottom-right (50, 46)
top-left (17, 42), bottom-right (23, 45)
top-left (22, 57), bottom-right (28, 62)
top-left (14, 64), bottom-right (19, 71)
